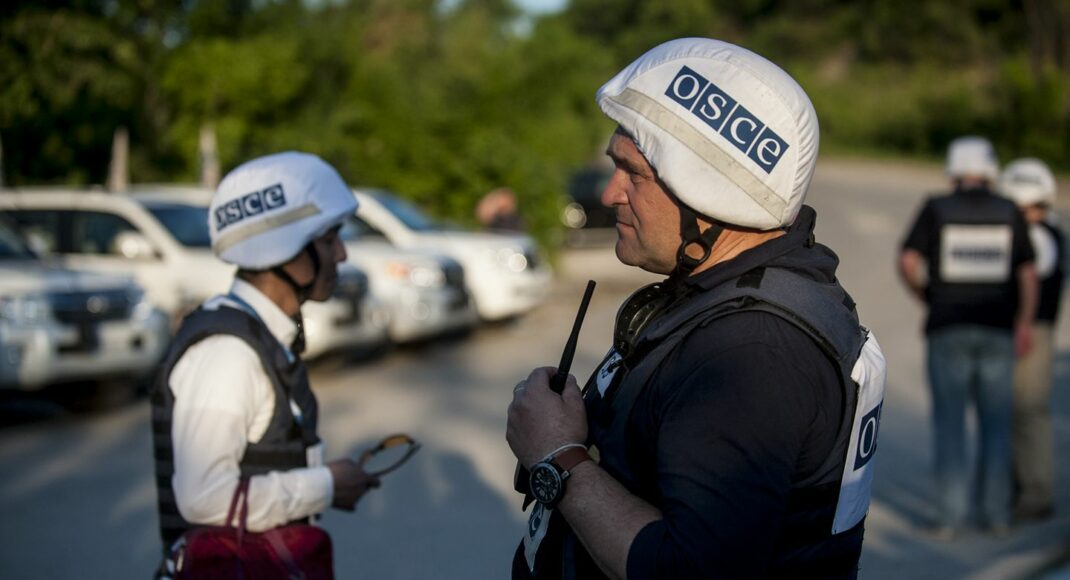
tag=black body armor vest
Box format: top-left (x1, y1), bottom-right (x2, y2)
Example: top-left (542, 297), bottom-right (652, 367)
top-left (926, 191), bottom-right (1020, 310)
top-left (519, 265), bottom-right (882, 579)
top-left (151, 305), bottom-right (320, 551)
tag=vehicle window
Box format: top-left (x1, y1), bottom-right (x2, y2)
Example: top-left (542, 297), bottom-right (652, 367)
top-left (370, 192), bottom-right (441, 232)
top-left (146, 204), bottom-right (211, 248)
top-left (340, 215), bottom-right (387, 241)
top-left (4, 210), bottom-right (62, 255)
top-left (73, 211), bottom-right (142, 256)
top-left (0, 217), bottom-right (35, 259)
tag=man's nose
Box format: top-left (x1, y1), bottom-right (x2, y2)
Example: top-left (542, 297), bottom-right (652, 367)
top-left (334, 237), bottom-right (347, 263)
top-left (601, 171), bottom-right (627, 208)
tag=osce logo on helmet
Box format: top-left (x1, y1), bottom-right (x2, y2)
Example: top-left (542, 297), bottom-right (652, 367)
top-left (664, 66), bottom-right (789, 174)
top-left (215, 183), bottom-right (288, 232)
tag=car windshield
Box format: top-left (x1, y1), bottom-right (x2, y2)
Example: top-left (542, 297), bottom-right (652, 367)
top-left (340, 215), bottom-right (388, 242)
top-left (0, 218), bottom-right (36, 259)
top-left (370, 191), bottom-right (442, 232)
top-left (147, 204), bottom-right (211, 248)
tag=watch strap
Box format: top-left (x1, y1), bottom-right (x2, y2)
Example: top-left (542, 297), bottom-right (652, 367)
top-left (552, 446), bottom-right (591, 474)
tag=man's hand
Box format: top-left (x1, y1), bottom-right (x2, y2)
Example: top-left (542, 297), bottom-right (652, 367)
top-left (327, 459), bottom-right (381, 512)
top-left (506, 366), bottom-right (588, 469)
top-left (898, 249), bottom-right (928, 303)
top-left (1015, 320), bottom-right (1034, 358)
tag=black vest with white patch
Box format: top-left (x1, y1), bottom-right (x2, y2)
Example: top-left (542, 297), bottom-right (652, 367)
top-left (151, 305), bottom-right (320, 551)
top-left (927, 191), bottom-right (1020, 308)
top-left (519, 264), bottom-right (887, 579)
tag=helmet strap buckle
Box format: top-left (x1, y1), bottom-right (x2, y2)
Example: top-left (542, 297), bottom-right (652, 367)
top-left (670, 203), bottom-right (722, 281)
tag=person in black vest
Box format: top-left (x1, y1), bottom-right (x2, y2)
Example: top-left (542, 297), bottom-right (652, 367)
top-left (506, 38), bottom-right (887, 580)
top-left (999, 158), bottom-right (1064, 521)
top-left (899, 137), bottom-right (1038, 538)
top-left (151, 151), bottom-right (379, 577)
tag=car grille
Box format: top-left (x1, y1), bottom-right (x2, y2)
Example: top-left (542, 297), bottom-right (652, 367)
top-left (523, 248), bottom-right (539, 270)
top-left (443, 262), bottom-right (465, 290)
top-left (332, 271), bottom-right (369, 326)
top-left (333, 272), bottom-right (369, 300)
top-left (49, 289), bottom-right (133, 324)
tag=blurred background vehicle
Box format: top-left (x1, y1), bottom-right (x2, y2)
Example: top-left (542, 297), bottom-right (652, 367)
top-left (353, 189), bottom-right (551, 321)
top-left (340, 214), bottom-right (477, 343)
top-left (0, 215), bottom-right (169, 392)
top-left (128, 187), bottom-right (390, 359)
top-left (560, 166), bottom-right (618, 248)
top-left (0, 188), bottom-right (389, 359)
top-left (561, 166), bottom-right (615, 230)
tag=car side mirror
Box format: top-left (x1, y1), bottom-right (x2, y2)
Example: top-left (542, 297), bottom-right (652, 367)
top-left (23, 231), bottom-right (53, 256)
top-left (111, 231), bottom-right (157, 260)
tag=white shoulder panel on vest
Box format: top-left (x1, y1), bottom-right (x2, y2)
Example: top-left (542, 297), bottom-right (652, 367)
top-left (1030, 224), bottom-right (1058, 279)
top-left (832, 330), bottom-right (887, 534)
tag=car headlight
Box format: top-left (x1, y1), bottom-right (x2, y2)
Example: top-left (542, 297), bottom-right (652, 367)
top-left (483, 247), bottom-right (529, 273)
top-left (0, 294), bottom-right (51, 325)
top-left (562, 202), bottom-right (587, 229)
top-left (385, 261), bottom-right (446, 288)
top-left (128, 286), bottom-right (158, 320)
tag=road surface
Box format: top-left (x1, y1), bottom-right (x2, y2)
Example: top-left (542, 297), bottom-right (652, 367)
top-left (1, 158), bottom-right (1069, 578)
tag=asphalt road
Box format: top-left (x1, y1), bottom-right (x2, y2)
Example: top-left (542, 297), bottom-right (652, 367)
top-left (1, 158), bottom-right (1069, 579)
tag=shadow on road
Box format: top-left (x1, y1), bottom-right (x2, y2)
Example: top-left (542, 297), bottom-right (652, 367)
top-left (860, 350), bottom-right (1070, 579)
top-left (0, 380), bottom-right (147, 430)
top-left (326, 443), bottom-right (523, 579)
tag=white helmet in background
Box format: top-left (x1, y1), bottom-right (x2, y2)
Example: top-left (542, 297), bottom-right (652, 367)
top-left (946, 136), bottom-right (999, 181)
top-left (596, 37), bottom-right (820, 231)
top-left (1000, 157), bottom-right (1056, 207)
top-left (210, 151), bottom-right (358, 270)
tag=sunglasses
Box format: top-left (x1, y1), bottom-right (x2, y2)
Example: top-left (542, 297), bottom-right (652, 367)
top-left (358, 433), bottom-right (422, 477)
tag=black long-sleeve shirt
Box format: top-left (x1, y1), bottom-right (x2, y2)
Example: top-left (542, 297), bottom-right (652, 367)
top-left (622, 309), bottom-right (857, 578)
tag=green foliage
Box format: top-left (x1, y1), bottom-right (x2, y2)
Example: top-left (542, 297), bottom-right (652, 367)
top-left (796, 64), bottom-right (995, 157)
top-left (991, 58), bottom-right (1069, 163)
top-left (2, 0), bottom-right (1069, 254)
top-left (161, 34), bottom-right (312, 177)
top-left (0, 9), bottom-right (142, 184)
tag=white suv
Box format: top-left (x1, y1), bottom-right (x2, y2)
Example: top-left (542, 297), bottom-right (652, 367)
top-left (0, 188), bottom-right (388, 359)
top-left (340, 214), bottom-right (477, 342)
top-left (353, 189), bottom-right (551, 320)
top-left (0, 217), bottom-right (170, 390)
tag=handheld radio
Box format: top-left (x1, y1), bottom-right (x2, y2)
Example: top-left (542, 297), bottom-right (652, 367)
top-left (514, 279), bottom-right (596, 505)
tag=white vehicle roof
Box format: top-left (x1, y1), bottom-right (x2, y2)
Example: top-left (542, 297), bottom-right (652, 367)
top-left (352, 188), bottom-right (537, 252)
top-left (0, 188), bottom-right (185, 256)
top-left (0, 188), bottom-right (232, 312)
top-left (125, 184), bottom-right (215, 205)
top-left (0, 216), bottom-right (138, 296)
top-left (340, 212), bottom-right (460, 269)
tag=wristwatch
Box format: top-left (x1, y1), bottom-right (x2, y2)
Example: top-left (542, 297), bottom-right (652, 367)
top-left (528, 446), bottom-right (591, 509)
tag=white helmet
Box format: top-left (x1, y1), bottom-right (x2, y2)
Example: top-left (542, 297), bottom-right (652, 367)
top-left (596, 37), bottom-right (819, 231)
top-left (946, 136), bottom-right (999, 181)
top-left (999, 157), bottom-right (1056, 207)
top-left (210, 151), bottom-right (358, 270)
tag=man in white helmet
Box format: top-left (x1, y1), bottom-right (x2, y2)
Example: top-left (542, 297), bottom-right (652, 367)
top-left (151, 151), bottom-right (380, 576)
top-left (999, 158), bottom-right (1063, 521)
top-left (508, 38), bottom-right (886, 579)
top-left (898, 138), bottom-right (1038, 538)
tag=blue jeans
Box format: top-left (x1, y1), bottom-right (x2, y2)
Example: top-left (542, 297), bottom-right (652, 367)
top-left (927, 325), bottom-right (1014, 528)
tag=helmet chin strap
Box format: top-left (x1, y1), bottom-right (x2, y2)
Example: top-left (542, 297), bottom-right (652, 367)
top-left (669, 203), bottom-right (722, 284)
top-left (270, 242), bottom-right (322, 355)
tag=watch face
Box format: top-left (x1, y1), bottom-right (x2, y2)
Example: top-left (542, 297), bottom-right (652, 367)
top-left (529, 463), bottom-right (562, 505)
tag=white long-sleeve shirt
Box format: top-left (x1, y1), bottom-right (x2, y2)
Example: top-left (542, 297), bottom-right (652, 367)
top-left (168, 279), bottom-right (333, 532)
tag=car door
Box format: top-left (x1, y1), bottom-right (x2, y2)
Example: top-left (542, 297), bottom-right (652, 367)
top-left (8, 208), bottom-right (181, 314)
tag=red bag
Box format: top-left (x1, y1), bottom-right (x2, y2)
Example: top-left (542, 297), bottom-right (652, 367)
top-left (172, 479), bottom-right (334, 580)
